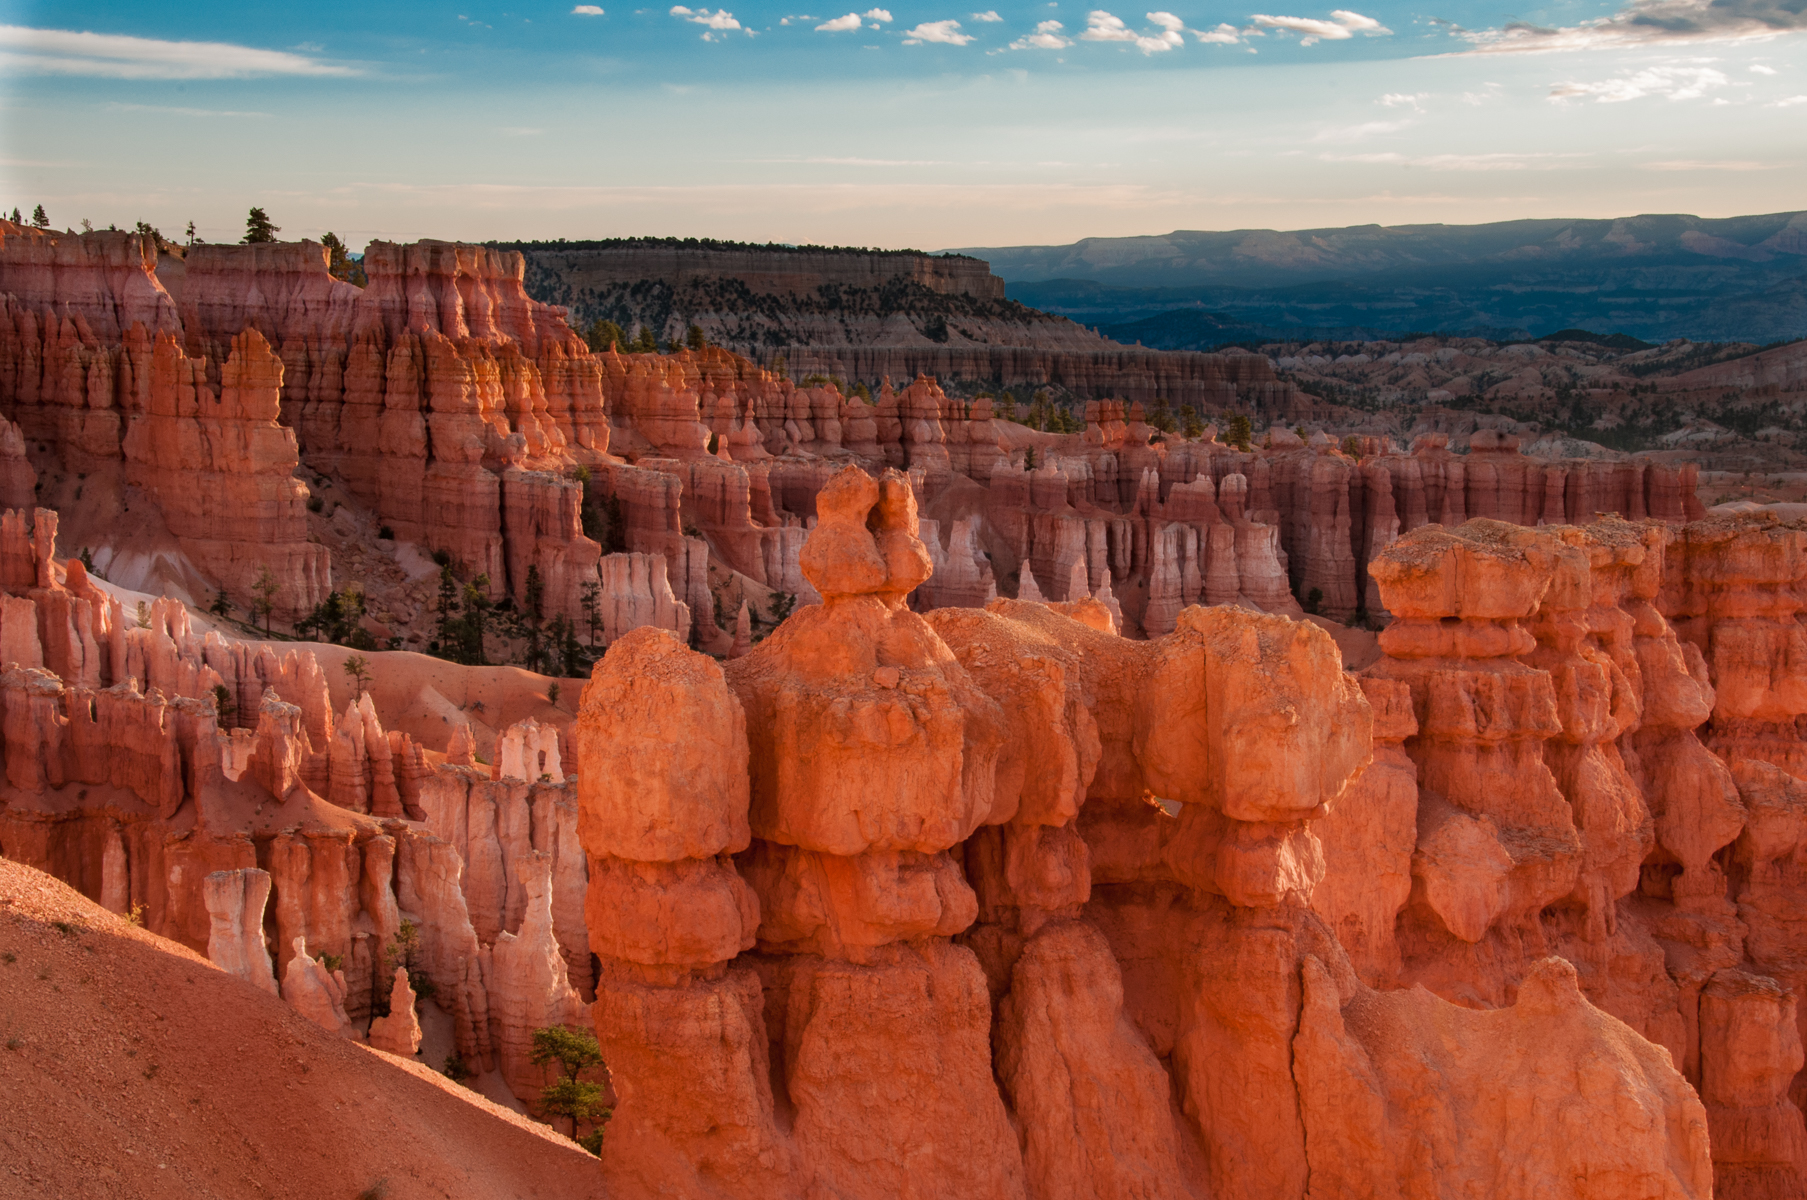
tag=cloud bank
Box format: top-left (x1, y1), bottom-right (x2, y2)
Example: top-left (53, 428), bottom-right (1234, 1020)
top-left (0, 25), bottom-right (356, 78)
top-left (1462, 0), bottom-right (1807, 53)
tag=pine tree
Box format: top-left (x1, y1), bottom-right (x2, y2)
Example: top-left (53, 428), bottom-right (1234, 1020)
top-left (434, 566), bottom-right (461, 660)
top-left (243, 207), bottom-right (280, 244)
top-left (460, 575), bottom-right (492, 666)
top-left (30, 205), bottom-right (47, 228)
top-left (579, 580), bottom-right (602, 648)
top-left (686, 324), bottom-right (706, 351)
top-left (252, 566), bottom-right (279, 632)
top-left (585, 319), bottom-right (625, 353)
top-left (531, 1025), bottom-right (611, 1139)
top-left (523, 565), bottom-right (545, 673)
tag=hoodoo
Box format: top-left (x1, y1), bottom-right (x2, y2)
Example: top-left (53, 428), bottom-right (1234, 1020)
top-left (0, 216), bottom-right (1803, 1200)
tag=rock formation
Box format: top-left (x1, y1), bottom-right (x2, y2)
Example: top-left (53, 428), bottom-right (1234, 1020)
top-left (570, 466), bottom-right (1732, 1198)
top-left (367, 966), bottom-right (424, 1057)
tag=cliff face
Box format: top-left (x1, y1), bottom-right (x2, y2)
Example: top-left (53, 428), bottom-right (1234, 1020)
top-left (509, 239), bottom-right (1310, 411)
top-left (0, 477), bottom-right (1803, 1194)
top-left (567, 473), bottom-right (1794, 1199)
top-left (508, 241), bottom-right (1006, 299)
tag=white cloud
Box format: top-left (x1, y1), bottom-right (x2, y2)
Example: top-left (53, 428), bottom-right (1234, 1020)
top-left (1750, 63), bottom-right (1777, 72)
top-left (865, 8), bottom-right (894, 19)
top-left (1247, 10), bottom-right (1390, 45)
top-left (1082, 10), bottom-right (1185, 52)
top-left (1379, 91), bottom-right (1428, 109)
top-left (903, 18), bottom-right (975, 42)
top-left (1311, 118), bottom-right (1410, 140)
top-left (817, 13), bottom-right (864, 29)
top-left (0, 24), bottom-right (356, 78)
top-left (1773, 93), bottom-right (1807, 104)
top-left (1548, 65), bottom-right (1728, 102)
top-left (1321, 150), bottom-right (1590, 169)
top-left (671, 5), bottom-right (745, 36)
top-left (1011, 18), bottom-right (1075, 46)
top-left (972, 9), bottom-right (1004, 19)
top-left (572, 5), bottom-right (605, 13)
top-left (1461, 0), bottom-right (1807, 53)
top-left (105, 102), bottom-right (270, 117)
top-left (1193, 22), bottom-right (1242, 42)
top-left (1643, 158), bottom-right (1778, 168)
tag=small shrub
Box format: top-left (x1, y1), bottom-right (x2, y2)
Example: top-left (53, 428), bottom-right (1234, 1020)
top-left (355, 1179), bottom-right (390, 1200)
top-left (1304, 587), bottom-right (1324, 615)
top-left (51, 920), bottom-right (76, 937)
top-left (318, 952), bottom-right (344, 973)
top-left (5, 1037), bottom-right (19, 1051)
top-left (443, 1053), bottom-right (475, 1084)
top-left (1, 951), bottom-right (14, 964)
top-left (377, 525), bottom-right (395, 540)
top-left (431, 548), bottom-right (452, 568)
top-left (577, 1128), bottom-right (605, 1156)
top-left (126, 903), bottom-right (146, 928)
top-left (547, 683), bottom-right (561, 705)
top-left (306, 495), bottom-right (324, 513)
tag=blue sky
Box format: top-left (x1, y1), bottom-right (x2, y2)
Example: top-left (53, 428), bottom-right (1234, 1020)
top-left (0, 0), bottom-right (1803, 248)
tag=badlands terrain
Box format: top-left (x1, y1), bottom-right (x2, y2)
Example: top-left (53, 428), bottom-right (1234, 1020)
top-left (1, 216), bottom-right (1806, 1198)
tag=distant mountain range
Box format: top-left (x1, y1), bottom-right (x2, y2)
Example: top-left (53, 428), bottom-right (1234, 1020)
top-left (947, 212), bottom-right (1807, 347)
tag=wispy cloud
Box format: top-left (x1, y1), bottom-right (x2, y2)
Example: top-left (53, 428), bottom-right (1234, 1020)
top-left (1011, 18), bottom-right (1074, 47)
top-left (1774, 93), bottom-right (1807, 105)
top-left (1642, 158), bottom-right (1780, 168)
top-left (903, 18), bottom-right (975, 43)
top-left (1082, 10), bottom-right (1186, 52)
top-left (1321, 150), bottom-right (1591, 169)
top-left (1193, 23), bottom-right (1243, 42)
top-left (1379, 91), bottom-right (1428, 110)
top-left (1548, 65), bottom-right (1728, 102)
top-left (0, 24), bottom-right (356, 78)
top-left (106, 102), bottom-right (271, 117)
top-left (1313, 118), bottom-right (1410, 140)
top-left (571, 5), bottom-right (605, 13)
top-left (972, 10), bottom-right (1004, 20)
top-left (1749, 63), bottom-right (1776, 73)
top-left (1248, 10), bottom-right (1390, 45)
top-left (1460, 0), bottom-right (1807, 54)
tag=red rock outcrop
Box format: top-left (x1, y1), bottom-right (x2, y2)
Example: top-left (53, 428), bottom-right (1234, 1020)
top-left (569, 477), bottom-right (1719, 1198)
top-left (122, 328), bottom-right (329, 618)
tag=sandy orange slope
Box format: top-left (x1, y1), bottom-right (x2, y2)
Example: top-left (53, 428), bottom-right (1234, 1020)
top-left (0, 856), bottom-right (604, 1200)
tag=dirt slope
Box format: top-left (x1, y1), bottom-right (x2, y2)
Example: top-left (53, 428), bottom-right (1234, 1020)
top-left (0, 856), bottom-right (605, 1200)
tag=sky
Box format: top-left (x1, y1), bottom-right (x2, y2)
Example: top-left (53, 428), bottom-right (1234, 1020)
top-left (0, 0), bottom-right (1802, 249)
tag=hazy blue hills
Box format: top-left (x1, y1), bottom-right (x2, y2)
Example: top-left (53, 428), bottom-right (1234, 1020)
top-left (949, 212), bottom-right (1807, 346)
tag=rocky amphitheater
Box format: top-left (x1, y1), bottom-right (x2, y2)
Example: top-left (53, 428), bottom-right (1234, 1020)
top-left (2, 218), bottom-right (1805, 1199)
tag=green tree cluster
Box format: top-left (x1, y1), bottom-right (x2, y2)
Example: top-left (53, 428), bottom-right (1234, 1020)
top-left (243, 207), bottom-right (280, 244)
top-left (320, 232), bottom-right (368, 286)
top-left (428, 567), bottom-right (495, 665)
top-left (585, 319), bottom-right (625, 353)
top-left (296, 584), bottom-right (377, 648)
top-left (531, 1025), bottom-right (612, 1152)
top-left (1223, 413), bottom-right (1254, 451)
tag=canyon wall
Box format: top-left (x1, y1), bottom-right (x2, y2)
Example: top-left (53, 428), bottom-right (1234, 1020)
top-left (568, 463), bottom-right (1801, 1199)
top-left (0, 473), bottom-right (1803, 1194)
